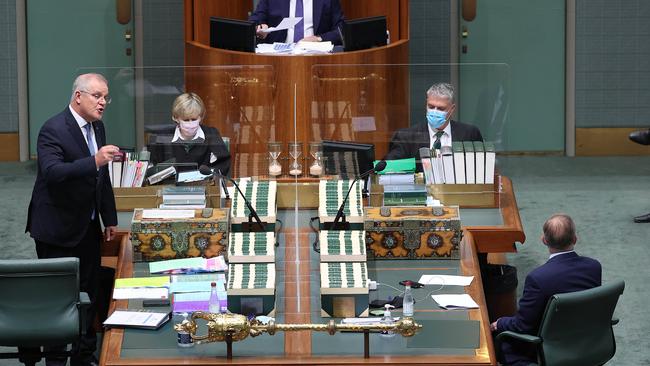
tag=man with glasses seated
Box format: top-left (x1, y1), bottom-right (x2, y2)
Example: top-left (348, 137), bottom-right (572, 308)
top-left (384, 82), bottom-right (483, 171)
top-left (26, 73), bottom-right (119, 366)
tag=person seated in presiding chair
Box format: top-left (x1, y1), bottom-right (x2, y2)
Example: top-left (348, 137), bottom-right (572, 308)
top-left (490, 213), bottom-right (602, 366)
top-left (384, 82), bottom-right (483, 171)
top-left (249, 0), bottom-right (345, 45)
top-left (149, 92), bottom-right (230, 175)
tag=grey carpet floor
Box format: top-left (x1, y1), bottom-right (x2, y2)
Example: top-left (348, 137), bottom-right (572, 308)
top-left (0, 157), bottom-right (648, 365)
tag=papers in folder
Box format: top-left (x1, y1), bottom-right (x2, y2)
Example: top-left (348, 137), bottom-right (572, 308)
top-left (103, 310), bottom-right (170, 330)
top-left (431, 294), bottom-right (479, 309)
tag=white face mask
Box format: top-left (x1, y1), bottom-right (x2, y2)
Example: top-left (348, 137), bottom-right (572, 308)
top-left (177, 118), bottom-right (201, 137)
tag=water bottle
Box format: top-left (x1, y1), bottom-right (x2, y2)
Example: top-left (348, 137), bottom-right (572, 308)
top-left (379, 304), bottom-right (396, 339)
top-left (403, 283), bottom-right (414, 317)
top-left (209, 281), bottom-right (220, 313)
top-left (177, 312), bottom-right (195, 348)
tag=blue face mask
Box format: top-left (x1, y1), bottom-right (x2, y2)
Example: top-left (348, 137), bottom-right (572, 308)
top-left (426, 109), bottom-right (447, 129)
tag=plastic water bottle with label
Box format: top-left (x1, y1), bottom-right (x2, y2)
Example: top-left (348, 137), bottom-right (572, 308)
top-left (402, 282), bottom-right (414, 317)
top-left (209, 281), bottom-right (220, 313)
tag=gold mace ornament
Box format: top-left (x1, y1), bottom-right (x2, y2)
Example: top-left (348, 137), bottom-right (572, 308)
top-left (174, 312), bottom-right (422, 344)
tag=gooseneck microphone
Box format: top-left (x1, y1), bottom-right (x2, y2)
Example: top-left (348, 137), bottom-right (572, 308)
top-left (330, 160), bottom-right (387, 230)
top-left (199, 165), bottom-right (264, 231)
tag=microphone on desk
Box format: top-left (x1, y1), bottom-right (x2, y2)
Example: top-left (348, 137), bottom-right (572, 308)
top-left (199, 165), bottom-right (230, 200)
top-left (199, 165), bottom-right (265, 231)
top-left (330, 160), bottom-right (387, 230)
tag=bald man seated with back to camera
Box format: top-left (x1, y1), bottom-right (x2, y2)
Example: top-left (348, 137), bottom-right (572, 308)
top-left (490, 214), bottom-right (602, 366)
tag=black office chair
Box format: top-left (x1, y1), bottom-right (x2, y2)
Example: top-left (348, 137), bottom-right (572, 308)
top-left (495, 280), bottom-right (624, 366)
top-left (0, 257), bottom-right (91, 366)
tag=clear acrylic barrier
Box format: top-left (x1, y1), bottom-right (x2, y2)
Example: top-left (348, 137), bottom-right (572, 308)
top-left (77, 65), bottom-right (277, 181)
top-left (100, 62), bottom-right (518, 364)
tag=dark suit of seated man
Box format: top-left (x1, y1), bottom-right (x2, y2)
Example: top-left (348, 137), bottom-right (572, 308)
top-left (491, 214), bottom-right (602, 366)
top-left (149, 93), bottom-right (230, 176)
top-left (249, 0), bottom-right (345, 45)
top-left (384, 82), bottom-right (483, 171)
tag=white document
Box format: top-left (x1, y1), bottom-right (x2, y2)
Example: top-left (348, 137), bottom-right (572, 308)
top-left (475, 145), bottom-right (485, 184)
top-left (431, 294), bottom-right (479, 309)
top-left (418, 275), bottom-right (474, 286)
top-left (453, 150), bottom-right (466, 184)
top-left (112, 287), bottom-right (169, 300)
top-left (485, 150), bottom-right (496, 184)
top-left (351, 116), bottom-right (377, 132)
top-left (103, 310), bottom-right (169, 328)
top-left (177, 170), bottom-right (211, 183)
top-left (465, 150), bottom-right (476, 184)
top-left (141, 209), bottom-right (195, 219)
top-left (260, 17), bottom-right (303, 33)
top-left (442, 154), bottom-right (455, 183)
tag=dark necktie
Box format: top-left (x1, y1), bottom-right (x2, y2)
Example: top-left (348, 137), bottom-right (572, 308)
top-left (294, 0), bottom-right (304, 42)
top-left (432, 130), bottom-right (444, 150)
top-left (84, 123), bottom-right (96, 155)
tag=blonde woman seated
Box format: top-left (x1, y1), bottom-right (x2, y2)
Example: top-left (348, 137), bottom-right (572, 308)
top-left (149, 92), bottom-right (230, 175)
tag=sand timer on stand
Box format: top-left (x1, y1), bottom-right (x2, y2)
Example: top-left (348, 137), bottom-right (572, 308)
top-left (309, 142), bottom-right (323, 177)
top-left (268, 142), bottom-right (282, 177)
top-left (288, 142), bottom-right (303, 177)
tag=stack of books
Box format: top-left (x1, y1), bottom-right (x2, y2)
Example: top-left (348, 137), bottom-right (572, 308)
top-left (422, 141), bottom-right (496, 185)
top-left (159, 186), bottom-right (206, 209)
top-left (109, 149), bottom-right (150, 188)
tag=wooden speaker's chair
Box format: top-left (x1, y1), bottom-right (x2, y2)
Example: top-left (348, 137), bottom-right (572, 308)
top-left (0, 257), bottom-right (91, 366)
top-left (496, 280), bottom-right (624, 366)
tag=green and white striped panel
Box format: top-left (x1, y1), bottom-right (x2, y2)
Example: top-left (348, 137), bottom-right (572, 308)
top-left (227, 263), bottom-right (275, 295)
top-left (228, 232), bottom-right (275, 262)
top-left (320, 262), bottom-right (369, 294)
top-left (231, 180), bottom-right (277, 221)
top-left (319, 230), bottom-right (366, 260)
top-left (318, 179), bottom-right (363, 219)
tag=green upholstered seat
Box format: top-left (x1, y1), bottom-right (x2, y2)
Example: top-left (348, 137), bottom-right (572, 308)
top-left (0, 257), bottom-right (90, 363)
top-left (496, 280), bottom-right (624, 366)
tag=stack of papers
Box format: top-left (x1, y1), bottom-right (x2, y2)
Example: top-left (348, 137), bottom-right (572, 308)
top-left (431, 294), bottom-right (479, 309)
top-left (170, 273), bottom-right (227, 313)
top-left (293, 41), bottom-right (334, 54)
top-left (103, 310), bottom-right (171, 330)
top-left (113, 276), bottom-right (170, 300)
top-left (418, 275), bottom-right (474, 286)
top-left (149, 256), bottom-right (227, 274)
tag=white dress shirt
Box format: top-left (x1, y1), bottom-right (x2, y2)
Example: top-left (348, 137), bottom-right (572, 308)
top-left (69, 105), bottom-right (98, 154)
top-left (549, 250), bottom-right (575, 260)
top-left (286, 0), bottom-right (314, 43)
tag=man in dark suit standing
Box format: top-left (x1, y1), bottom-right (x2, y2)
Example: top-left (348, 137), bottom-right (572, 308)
top-left (26, 73), bottom-right (119, 366)
top-left (250, 0), bottom-right (345, 45)
top-left (490, 214), bottom-right (602, 366)
top-left (384, 82), bottom-right (483, 166)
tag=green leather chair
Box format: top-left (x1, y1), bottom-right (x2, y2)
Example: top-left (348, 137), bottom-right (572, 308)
top-left (495, 280), bottom-right (624, 366)
top-left (0, 257), bottom-right (91, 366)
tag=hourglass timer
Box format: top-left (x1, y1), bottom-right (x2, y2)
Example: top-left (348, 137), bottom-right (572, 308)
top-left (309, 142), bottom-right (323, 176)
top-left (288, 142), bottom-right (303, 177)
top-left (268, 142), bottom-right (282, 177)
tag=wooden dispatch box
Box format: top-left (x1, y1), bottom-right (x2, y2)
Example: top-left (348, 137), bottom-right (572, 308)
top-left (130, 208), bottom-right (229, 262)
top-left (320, 262), bottom-right (369, 318)
top-left (227, 263), bottom-right (276, 316)
top-left (364, 206), bottom-right (462, 260)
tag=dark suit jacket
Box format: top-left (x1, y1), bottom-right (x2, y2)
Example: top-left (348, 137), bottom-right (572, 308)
top-left (496, 251), bottom-right (602, 365)
top-left (149, 125), bottom-right (231, 176)
top-left (249, 0), bottom-right (344, 45)
top-left (384, 121), bottom-right (484, 171)
top-left (26, 107), bottom-right (117, 247)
